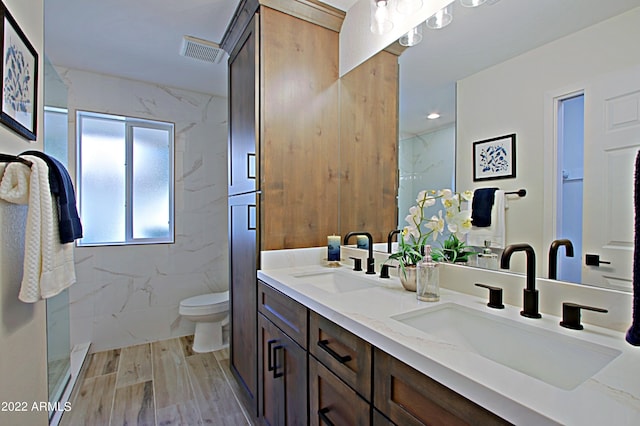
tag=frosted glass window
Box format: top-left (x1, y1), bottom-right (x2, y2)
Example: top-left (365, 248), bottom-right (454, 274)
top-left (77, 111), bottom-right (174, 246)
top-left (132, 126), bottom-right (171, 239)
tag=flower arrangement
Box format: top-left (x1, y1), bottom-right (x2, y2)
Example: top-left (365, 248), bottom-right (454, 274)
top-left (387, 189), bottom-right (475, 275)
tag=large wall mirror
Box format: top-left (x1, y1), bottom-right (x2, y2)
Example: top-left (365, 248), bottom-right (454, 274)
top-left (383, 0), bottom-right (640, 293)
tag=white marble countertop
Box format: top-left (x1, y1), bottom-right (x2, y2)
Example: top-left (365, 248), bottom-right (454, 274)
top-left (258, 262), bottom-right (640, 426)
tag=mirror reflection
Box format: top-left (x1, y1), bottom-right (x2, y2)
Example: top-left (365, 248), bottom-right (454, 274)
top-left (386, 0), bottom-right (640, 293)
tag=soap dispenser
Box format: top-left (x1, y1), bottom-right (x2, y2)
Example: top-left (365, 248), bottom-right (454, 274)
top-left (477, 240), bottom-right (498, 270)
top-left (416, 246), bottom-right (439, 302)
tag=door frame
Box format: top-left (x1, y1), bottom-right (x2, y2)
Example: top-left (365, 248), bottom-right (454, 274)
top-left (543, 83), bottom-right (588, 278)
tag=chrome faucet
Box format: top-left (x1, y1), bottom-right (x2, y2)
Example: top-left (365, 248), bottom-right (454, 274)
top-left (344, 232), bottom-right (375, 274)
top-left (548, 239), bottom-right (574, 280)
top-left (500, 243), bottom-right (541, 318)
top-left (387, 229), bottom-right (401, 254)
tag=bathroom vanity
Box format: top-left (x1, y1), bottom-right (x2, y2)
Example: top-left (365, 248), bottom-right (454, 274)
top-left (256, 248), bottom-right (640, 425)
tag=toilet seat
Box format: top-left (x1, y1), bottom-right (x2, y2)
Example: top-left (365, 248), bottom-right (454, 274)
top-left (179, 291), bottom-right (229, 316)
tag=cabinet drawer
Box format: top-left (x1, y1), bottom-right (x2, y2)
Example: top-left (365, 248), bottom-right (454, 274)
top-left (309, 356), bottom-right (370, 426)
top-left (374, 348), bottom-right (511, 426)
top-left (309, 310), bottom-right (371, 400)
top-left (258, 281), bottom-right (308, 348)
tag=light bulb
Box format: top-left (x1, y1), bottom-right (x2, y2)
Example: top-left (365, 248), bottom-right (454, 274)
top-left (426, 5), bottom-right (453, 30)
top-left (460, 0), bottom-right (487, 7)
top-left (370, 0), bottom-right (393, 35)
top-left (399, 25), bottom-right (423, 47)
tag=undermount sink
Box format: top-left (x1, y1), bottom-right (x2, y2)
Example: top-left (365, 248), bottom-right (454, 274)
top-left (292, 270), bottom-right (375, 293)
top-left (392, 303), bottom-right (621, 390)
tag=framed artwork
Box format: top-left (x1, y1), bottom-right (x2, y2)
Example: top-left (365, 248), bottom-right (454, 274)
top-left (0, 2), bottom-right (38, 140)
top-left (473, 133), bottom-right (516, 181)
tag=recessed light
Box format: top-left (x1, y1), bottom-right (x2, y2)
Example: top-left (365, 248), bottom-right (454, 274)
top-left (427, 113), bottom-right (440, 120)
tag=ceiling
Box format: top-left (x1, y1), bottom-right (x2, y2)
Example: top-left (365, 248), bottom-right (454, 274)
top-left (44, 0), bottom-right (639, 136)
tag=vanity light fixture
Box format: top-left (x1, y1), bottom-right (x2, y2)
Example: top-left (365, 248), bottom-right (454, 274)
top-left (426, 5), bottom-right (453, 30)
top-left (397, 0), bottom-right (423, 14)
top-left (399, 25), bottom-right (423, 47)
top-left (427, 113), bottom-right (441, 120)
top-left (370, 0), bottom-right (394, 35)
top-left (459, 0), bottom-right (487, 7)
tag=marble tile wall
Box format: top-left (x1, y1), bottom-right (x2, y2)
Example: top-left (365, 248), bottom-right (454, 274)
top-left (398, 124), bottom-right (456, 224)
top-left (58, 68), bottom-right (229, 352)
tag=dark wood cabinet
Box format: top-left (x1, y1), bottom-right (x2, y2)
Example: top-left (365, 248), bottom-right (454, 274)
top-left (309, 310), bottom-right (371, 400)
top-left (258, 313), bottom-right (308, 426)
top-left (259, 281), bottom-right (308, 349)
top-left (228, 191), bottom-right (259, 409)
top-left (309, 356), bottom-right (370, 426)
top-left (228, 14), bottom-right (258, 197)
top-left (226, 2), bottom-right (343, 415)
top-left (225, 1), bottom-right (399, 417)
top-left (253, 280), bottom-right (510, 426)
top-left (373, 348), bottom-right (510, 426)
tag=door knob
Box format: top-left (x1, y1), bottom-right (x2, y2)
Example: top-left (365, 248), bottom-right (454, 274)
top-left (585, 254), bottom-right (611, 266)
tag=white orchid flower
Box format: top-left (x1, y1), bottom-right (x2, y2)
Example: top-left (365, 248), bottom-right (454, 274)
top-left (442, 192), bottom-right (459, 210)
top-left (460, 190), bottom-right (473, 201)
top-left (402, 225), bottom-right (420, 243)
top-left (425, 210), bottom-right (445, 240)
top-left (416, 190), bottom-right (436, 208)
top-left (438, 188), bottom-right (453, 199)
top-left (405, 205), bottom-right (422, 227)
top-left (447, 210), bottom-right (472, 235)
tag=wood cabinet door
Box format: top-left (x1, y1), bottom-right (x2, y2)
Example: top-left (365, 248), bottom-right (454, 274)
top-left (309, 356), bottom-right (370, 426)
top-left (258, 313), bottom-right (308, 426)
top-left (229, 192), bottom-right (258, 411)
top-left (260, 7), bottom-right (340, 250)
top-left (228, 14), bottom-right (258, 196)
top-left (374, 348), bottom-right (510, 426)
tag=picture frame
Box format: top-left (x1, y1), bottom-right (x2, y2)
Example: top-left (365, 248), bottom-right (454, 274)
top-left (472, 133), bottom-right (516, 181)
top-left (0, 2), bottom-right (38, 141)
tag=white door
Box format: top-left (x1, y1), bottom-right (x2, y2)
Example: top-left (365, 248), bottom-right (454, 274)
top-left (582, 65), bottom-right (640, 291)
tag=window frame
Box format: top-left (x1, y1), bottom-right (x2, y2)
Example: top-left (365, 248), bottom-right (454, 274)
top-left (76, 110), bottom-right (175, 247)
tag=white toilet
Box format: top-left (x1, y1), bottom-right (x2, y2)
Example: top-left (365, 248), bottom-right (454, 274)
top-left (179, 291), bottom-right (229, 353)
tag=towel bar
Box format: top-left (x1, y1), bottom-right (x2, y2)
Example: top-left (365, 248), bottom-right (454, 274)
top-left (0, 153), bottom-right (33, 167)
top-left (505, 189), bottom-right (526, 197)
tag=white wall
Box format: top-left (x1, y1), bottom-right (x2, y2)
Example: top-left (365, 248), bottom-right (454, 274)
top-left (57, 68), bottom-right (229, 352)
top-left (0, 0), bottom-right (48, 424)
top-left (456, 7), bottom-right (640, 275)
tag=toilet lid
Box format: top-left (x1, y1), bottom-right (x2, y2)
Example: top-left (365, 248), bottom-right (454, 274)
top-left (180, 291), bottom-right (229, 308)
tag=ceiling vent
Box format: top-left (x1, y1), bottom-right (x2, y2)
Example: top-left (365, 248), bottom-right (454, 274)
top-left (179, 35), bottom-right (226, 64)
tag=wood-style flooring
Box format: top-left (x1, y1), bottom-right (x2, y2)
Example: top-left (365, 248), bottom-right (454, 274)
top-left (60, 336), bottom-right (255, 426)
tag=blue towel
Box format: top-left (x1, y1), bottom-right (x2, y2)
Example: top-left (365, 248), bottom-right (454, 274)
top-left (22, 150), bottom-right (83, 243)
top-left (471, 188), bottom-right (498, 228)
top-left (626, 150), bottom-right (640, 346)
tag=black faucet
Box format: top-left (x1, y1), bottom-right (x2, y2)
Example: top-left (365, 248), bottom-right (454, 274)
top-left (500, 243), bottom-right (541, 318)
top-left (548, 239), bottom-right (574, 280)
top-left (387, 229), bottom-right (401, 253)
top-left (344, 232), bottom-right (375, 274)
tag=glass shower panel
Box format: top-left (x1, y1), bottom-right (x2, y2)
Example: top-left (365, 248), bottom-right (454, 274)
top-left (44, 54), bottom-right (72, 422)
top-left (45, 289), bottom-right (70, 407)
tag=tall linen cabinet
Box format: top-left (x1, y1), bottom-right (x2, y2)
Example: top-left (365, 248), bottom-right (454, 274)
top-left (224, 1), bottom-right (343, 414)
top-left (223, 0), bottom-right (399, 418)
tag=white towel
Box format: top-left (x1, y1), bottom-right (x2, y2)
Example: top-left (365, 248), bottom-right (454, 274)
top-left (0, 155), bottom-right (76, 302)
top-left (467, 190), bottom-right (506, 249)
